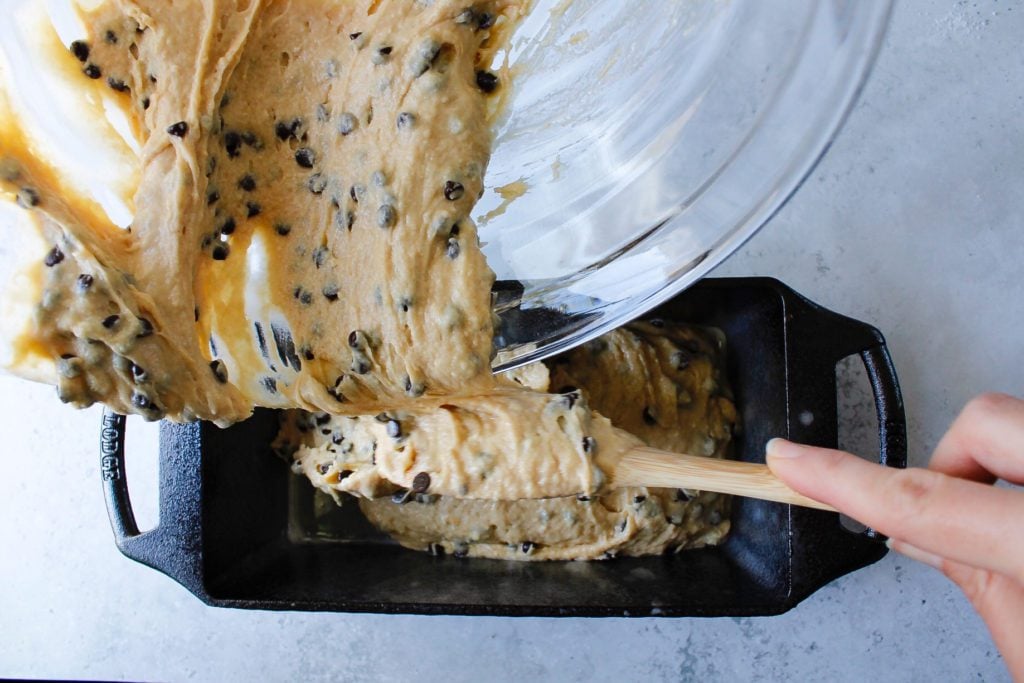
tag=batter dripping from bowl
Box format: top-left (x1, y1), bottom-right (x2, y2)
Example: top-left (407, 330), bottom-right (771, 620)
top-left (0, 0), bottom-right (735, 560)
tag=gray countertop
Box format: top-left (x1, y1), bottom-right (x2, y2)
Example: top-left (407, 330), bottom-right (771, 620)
top-left (1, 0), bottom-right (1020, 680)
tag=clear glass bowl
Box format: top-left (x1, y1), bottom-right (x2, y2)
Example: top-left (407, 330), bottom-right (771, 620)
top-left (483, 0), bottom-right (892, 371)
top-left (0, 1), bottom-right (892, 377)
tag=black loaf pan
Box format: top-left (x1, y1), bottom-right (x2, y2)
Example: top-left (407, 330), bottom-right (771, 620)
top-left (99, 277), bottom-right (906, 617)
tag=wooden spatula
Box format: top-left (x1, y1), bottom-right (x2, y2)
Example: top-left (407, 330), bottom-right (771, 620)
top-left (610, 446), bottom-right (837, 512)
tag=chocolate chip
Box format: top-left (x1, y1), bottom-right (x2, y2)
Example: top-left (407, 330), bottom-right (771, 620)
top-left (275, 222), bottom-right (291, 236)
top-left (476, 12), bottom-right (495, 29)
top-left (642, 407), bottom-right (657, 426)
top-left (349, 32), bottom-right (362, 40)
top-left (322, 284), bottom-right (339, 301)
top-left (261, 376), bottom-right (277, 393)
top-left (209, 359), bottom-right (228, 383)
top-left (312, 246), bottom-right (328, 268)
top-left (207, 189), bottom-right (220, 205)
top-left (44, 246), bottom-right (64, 267)
top-left (339, 469), bottom-right (353, 480)
top-left (212, 244), bottom-right (229, 260)
top-left (104, 30), bottom-right (118, 44)
top-left (337, 210), bottom-right (355, 231)
top-left (16, 188), bottom-right (40, 209)
top-left (294, 148), bottom-right (315, 168)
top-left (559, 389), bottom-right (581, 409)
top-left (131, 392), bottom-right (155, 410)
top-left (166, 121), bottom-right (189, 137)
top-left (274, 118), bottom-right (302, 141)
top-left (142, 97), bottom-right (150, 110)
top-left (70, 41), bottom-right (90, 62)
top-left (443, 180), bottom-right (464, 201)
top-left (76, 274), bottom-right (94, 292)
top-left (107, 77), bottom-right (130, 93)
top-left (316, 462), bottom-right (330, 475)
top-left (396, 112), bottom-right (415, 129)
top-left (238, 174), bottom-right (256, 192)
top-left (446, 238), bottom-right (460, 259)
top-left (377, 204), bottom-right (397, 228)
top-left (576, 494), bottom-right (591, 502)
top-left (372, 46), bottom-right (393, 65)
top-left (83, 64), bottom-right (102, 79)
top-left (299, 290), bottom-right (313, 305)
top-left (254, 322), bottom-right (269, 359)
top-left (671, 349), bottom-right (692, 371)
top-left (224, 131), bottom-right (242, 158)
top-left (102, 314), bottom-right (120, 329)
top-left (351, 357), bottom-right (371, 375)
top-left (220, 216), bottom-right (236, 235)
top-left (130, 363), bottom-right (147, 382)
top-left (476, 70), bottom-right (498, 93)
top-left (136, 318), bottom-right (154, 338)
top-left (581, 436), bottom-right (596, 454)
top-left (307, 173), bottom-right (327, 194)
top-left (411, 471), bottom-right (430, 493)
top-left (337, 112), bottom-right (357, 136)
top-left (246, 202), bottom-right (261, 218)
top-left (521, 541), bottom-right (536, 554)
top-left (302, 346), bottom-right (315, 360)
top-left (240, 132), bottom-right (261, 149)
top-left (633, 495), bottom-right (647, 505)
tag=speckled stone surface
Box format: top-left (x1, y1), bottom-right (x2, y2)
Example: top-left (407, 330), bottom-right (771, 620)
top-left (1, 0), bottom-right (1021, 680)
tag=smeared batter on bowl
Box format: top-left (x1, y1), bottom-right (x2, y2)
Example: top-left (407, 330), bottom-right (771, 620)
top-left (280, 322), bottom-right (736, 560)
top-left (0, 0), bottom-right (522, 423)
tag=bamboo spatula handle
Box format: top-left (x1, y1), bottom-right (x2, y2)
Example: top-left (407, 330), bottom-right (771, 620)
top-left (610, 446), bottom-right (837, 512)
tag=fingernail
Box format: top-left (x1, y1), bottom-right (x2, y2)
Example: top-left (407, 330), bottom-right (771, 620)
top-left (886, 538), bottom-right (943, 570)
top-left (765, 438), bottom-right (804, 459)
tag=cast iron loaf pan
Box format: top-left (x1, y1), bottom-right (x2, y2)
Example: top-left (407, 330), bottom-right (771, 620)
top-left (99, 277), bottom-right (906, 617)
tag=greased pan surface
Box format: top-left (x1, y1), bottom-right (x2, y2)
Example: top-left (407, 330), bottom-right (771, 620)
top-left (100, 277), bottom-right (906, 616)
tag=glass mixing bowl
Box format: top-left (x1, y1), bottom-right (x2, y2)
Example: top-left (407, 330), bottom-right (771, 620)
top-left (0, 1), bottom-right (892, 377)
top-left (483, 0), bottom-right (893, 371)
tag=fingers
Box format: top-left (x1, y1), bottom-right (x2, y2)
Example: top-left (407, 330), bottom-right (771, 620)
top-left (889, 539), bottom-right (1024, 680)
top-left (766, 439), bottom-right (1024, 584)
top-left (930, 393), bottom-right (1024, 484)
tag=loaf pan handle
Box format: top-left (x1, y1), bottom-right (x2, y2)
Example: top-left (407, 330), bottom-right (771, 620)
top-left (856, 341), bottom-right (907, 540)
top-left (860, 342), bottom-right (907, 471)
top-left (782, 281), bottom-right (907, 542)
top-left (100, 409), bottom-right (204, 594)
top-left (100, 410), bottom-right (140, 539)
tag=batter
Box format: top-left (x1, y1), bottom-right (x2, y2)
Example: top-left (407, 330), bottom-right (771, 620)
top-left (1, 2), bottom-right (738, 560)
top-left (0, 0), bottom-right (520, 423)
top-left (281, 321), bottom-right (737, 560)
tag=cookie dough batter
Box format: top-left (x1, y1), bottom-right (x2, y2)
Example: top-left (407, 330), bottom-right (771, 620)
top-left (0, 0), bottom-right (521, 423)
top-left (2, 2), bottom-right (739, 561)
top-left (283, 321), bottom-right (736, 560)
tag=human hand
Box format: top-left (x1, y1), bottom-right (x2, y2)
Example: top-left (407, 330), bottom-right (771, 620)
top-left (766, 393), bottom-right (1024, 680)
